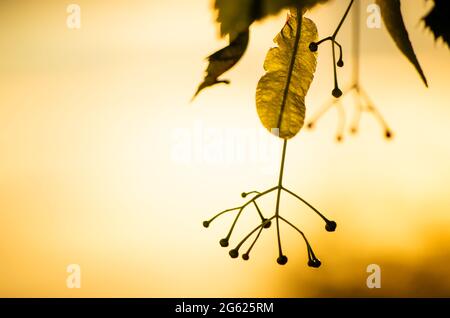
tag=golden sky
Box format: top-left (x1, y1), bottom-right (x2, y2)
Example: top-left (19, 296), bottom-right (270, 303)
top-left (0, 0), bottom-right (449, 297)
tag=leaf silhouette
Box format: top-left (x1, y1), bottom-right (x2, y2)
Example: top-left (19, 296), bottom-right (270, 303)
top-left (256, 9), bottom-right (318, 139)
top-left (423, 0), bottom-right (450, 48)
top-left (193, 30), bottom-right (249, 99)
top-left (376, 0), bottom-right (428, 86)
top-left (215, 0), bottom-right (258, 40)
top-left (215, 0), bottom-right (328, 39)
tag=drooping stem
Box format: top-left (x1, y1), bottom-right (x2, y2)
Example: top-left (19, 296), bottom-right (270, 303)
top-left (253, 201), bottom-right (266, 222)
top-left (233, 217), bottom-right (275, 251)
top-left (332, 40), bottom-right (339, 91)
top-left (223, 186), bottom-right (277, 241)
top-left (332, 0), bottom-right (355, 39)
top-left (204, 133), bottom-right (335, 264)
top-left (243, 225), bottom-right (265, 259)
top-left (282, 186), bottom-right (332, 223)
top-left (277, 139), bottom-right (288, 189)
top-left (275, 139), bottom-right (288, 257)
top-left (352, 0), bottom-right (361, 84)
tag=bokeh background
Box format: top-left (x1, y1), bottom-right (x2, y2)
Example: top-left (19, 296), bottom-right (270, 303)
top-left (0, 0), bottom-right (449, 297)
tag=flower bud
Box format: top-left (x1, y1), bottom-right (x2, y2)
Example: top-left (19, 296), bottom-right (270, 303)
top-left (277, 255), bottom-right (288, 265)
top-left (219, 238), bottom-right (229, 247)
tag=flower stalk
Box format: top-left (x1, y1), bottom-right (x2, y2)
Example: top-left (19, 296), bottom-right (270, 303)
top-left (203, 140), bottom-right (336, 266)
top-left (307, 0), bottom-right (393, 141)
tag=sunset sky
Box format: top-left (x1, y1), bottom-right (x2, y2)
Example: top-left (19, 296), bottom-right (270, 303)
top-left (0, 0), bottom-right (449, 297)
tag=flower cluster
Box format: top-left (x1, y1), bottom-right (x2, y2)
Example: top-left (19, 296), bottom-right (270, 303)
top-left (203, 141), bottom-right (336, 266)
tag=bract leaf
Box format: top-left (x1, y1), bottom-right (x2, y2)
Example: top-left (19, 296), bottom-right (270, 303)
top-left (256, 9), bottom-right (318, 139)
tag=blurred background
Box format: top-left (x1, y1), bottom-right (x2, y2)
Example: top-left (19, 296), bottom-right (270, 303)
top-left (0, 0), bottom-right (449, 297)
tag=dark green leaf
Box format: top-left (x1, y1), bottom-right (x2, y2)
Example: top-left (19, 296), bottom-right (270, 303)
top-left (377, 0), bottom-right (428, 86)
top-left (423, 0), bottom-right (450, 48)
top-left (193, 30), bottom-right (249, 99)
top-left (215, 0), bottom-right (328, 39)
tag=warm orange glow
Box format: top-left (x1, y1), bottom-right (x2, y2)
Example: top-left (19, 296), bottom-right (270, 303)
top-left (0, 0), bottom-right (449, 297)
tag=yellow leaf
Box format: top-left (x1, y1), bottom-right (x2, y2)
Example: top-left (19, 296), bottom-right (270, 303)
top-left (256, 9), bottom-right (318, 139)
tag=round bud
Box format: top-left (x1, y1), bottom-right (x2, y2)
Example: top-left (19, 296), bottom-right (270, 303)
top-left (229, 249), bottom-right (239, 258)
top-left (219, 238), bottom-right (229, 247)
top-left (350, 127), bottom-right (358, 134)
top-left (337, 60), bottom-right (344, 67)
top-left (263, 219), bottom-right (272, 229)
top-left (277, 255), bottom-right (288, 265)
top-left (241, 192), bottom-right (247, 198)
top-left (202, 221), bottom-right (210, 228)
top-left (242, 254), bottom-right (249, 261)
top-left (332, 88), bottom-right (343, 98)
top-left (307, 122), bottom-right (314, 129)
top-left (308, 258), bottom-right (322, 268)
top-left (309, 42), bottom-right (318, 52)
top-left (385, 130), bottom-right (393, 139)
top-left (336, 135), bottom-right (343, 143)
top-left (325, 221), bottom-right (337, 232)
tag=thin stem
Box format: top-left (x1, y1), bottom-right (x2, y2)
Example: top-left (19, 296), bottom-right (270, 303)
top-left (275, 139), bottom-right (288, 257)
top-left (224, 187), bottom-right (277, 239)
top-left (279, 216), bottom-right (310, 250)
top-left (234, 217), bottom-right (275, 251)
top-left (316, 36), bottom-right (332, 45)
top-left (307, 97), bottom-right (341, 127)
top-left (307, 84), bottom-right (353, 127)
top-left (241, 186), bottom-right (278, 209)
top-left (242, 191), bottom-right (260, 198)
top-left (352, 0), bottom-right (360, 84)
top-left (279, 216), bottom-right (320, 264)
top-left (277, 140), bottom-right (288, 188)
top-left (332, 0), bottom-right (355, 39)
top-left (282, 187), bottom-right (331, 223)
top-left (243, 225), bottom-right (265, 258)
top-left (252, 201), bottom-right (265, 222)
top-left (206, 187), bottom-right (276, 226)
top-left (303, 2), bottom-right (390, 141)
top-left (307, 245), bottom-right (319, 262)
top-left (332, 42), bottom-right (339, 91)
top-left (359, 87), bottom-right (391, 135)
top-left (223, 207), bottom-right (244, 240)
top-left (206, 207), bottom-right (241, 224)
top-left (335, 41), bottom-right (343, 64)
